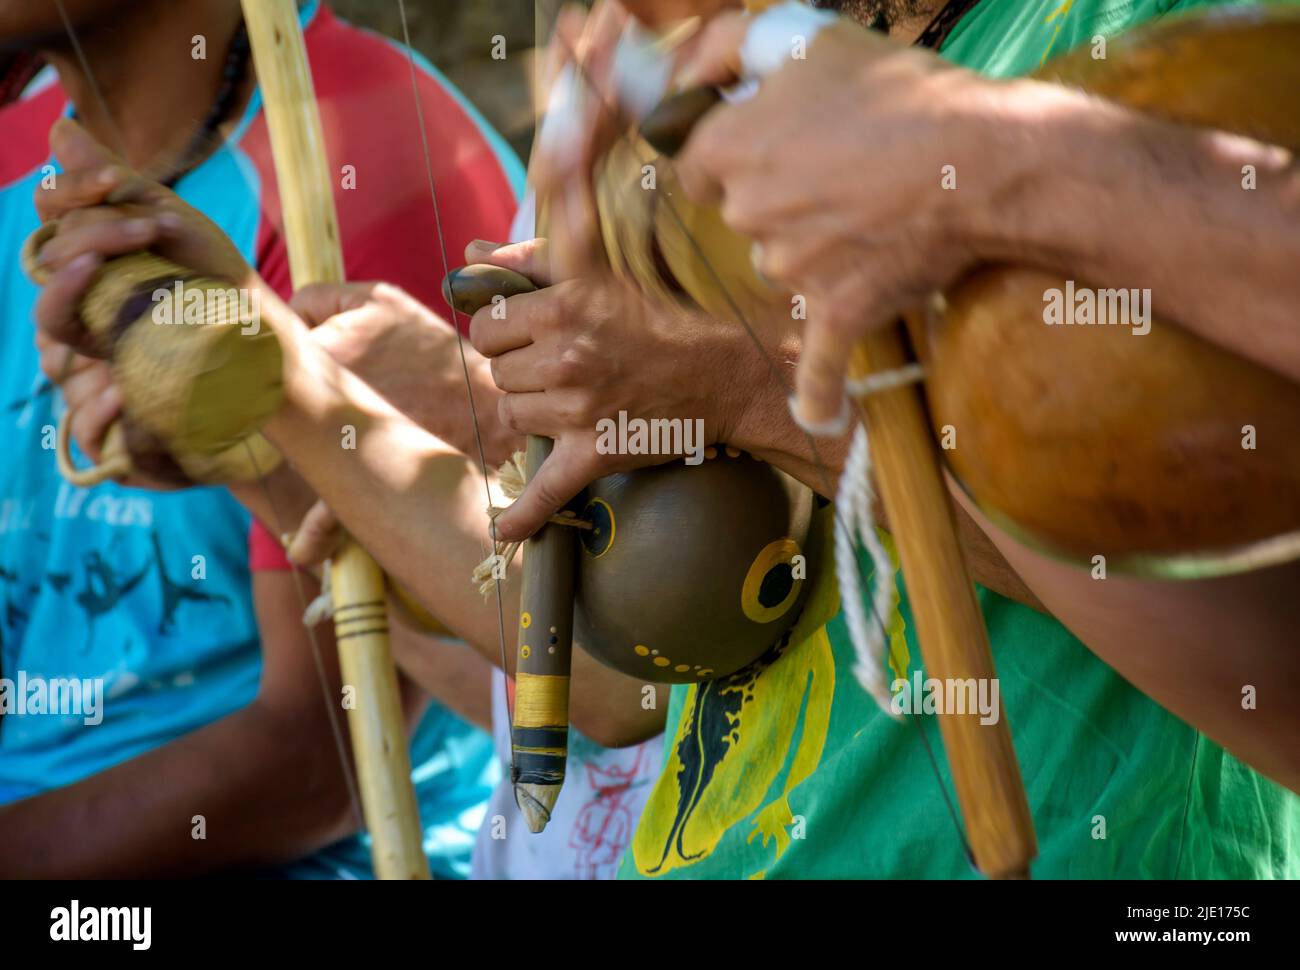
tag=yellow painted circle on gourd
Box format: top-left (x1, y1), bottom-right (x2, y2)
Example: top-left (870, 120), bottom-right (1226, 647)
top-left (741, 538), bottom-right (803, 624)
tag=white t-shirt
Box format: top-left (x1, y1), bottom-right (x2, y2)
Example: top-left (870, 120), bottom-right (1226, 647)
top-left (471, 670), bottom-right (663, 880)
top-left (469, 197), bottom-right (663, 879)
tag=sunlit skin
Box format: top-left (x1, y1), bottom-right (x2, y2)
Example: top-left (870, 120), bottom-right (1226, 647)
top-left (0, 1), bottom-right (372, 878)
top-left (32, 120), bottom-right (667, 749)
top-left (3, 4), bottom-right (552, 878)
top-left (27, 0), bottom-right (1300, 812)
top-left (476, 0), bottom-right (1300, 794)
top-left (555, 0), bottom-right (1300, 774)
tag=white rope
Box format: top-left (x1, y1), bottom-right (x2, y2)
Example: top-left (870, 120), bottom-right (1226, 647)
top-left (836, 423), bottom-right (900, 717)
top-left (302, 558), bottom-right (334, 626)
top-left (829, 362), bottom-right (925, 718)
top-left (845, 362), bottom-right (925, 397)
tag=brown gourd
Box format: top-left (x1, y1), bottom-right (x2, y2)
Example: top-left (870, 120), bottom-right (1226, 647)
top-left (443, 266), bottom-right (818, 683)
top-left (633, 6), bottom-right (1300, 578)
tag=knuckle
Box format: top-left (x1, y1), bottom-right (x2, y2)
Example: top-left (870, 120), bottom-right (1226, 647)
top-left (720, 194), bottom-right (759, 237)
top-left (371, 281), bottom-right (403, 306)
top-left (757, 242), bottom-right (785, 280)
top-left (556, 394), bottom-right (590, 428)
top-left (552, 347), bottom-right (586, 386)
top-left (529, 477), bottom-right (563, 513)
top-left (497, 395), bottom-right (520, 433)
top-left (468, 307), bottom-right (493, 352)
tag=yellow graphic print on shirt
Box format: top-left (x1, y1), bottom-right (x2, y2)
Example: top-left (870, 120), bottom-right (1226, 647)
top-left (630, 514), bottom-right (910, 878)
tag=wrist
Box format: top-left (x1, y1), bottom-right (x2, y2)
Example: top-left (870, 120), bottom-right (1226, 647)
top-left (956, 78), bottom-right (1102, 269)
top-left (721, 319), bottom-right (799, 457)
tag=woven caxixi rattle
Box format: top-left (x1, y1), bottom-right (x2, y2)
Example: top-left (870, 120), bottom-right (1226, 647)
top-left (21, 208), bottom-right (283, 487)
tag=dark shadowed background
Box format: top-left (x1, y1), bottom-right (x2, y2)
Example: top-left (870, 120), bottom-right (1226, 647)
top-left (330, 0), bottom-right (542, 164)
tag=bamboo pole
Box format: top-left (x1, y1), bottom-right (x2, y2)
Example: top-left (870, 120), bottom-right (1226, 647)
top-left (240, 0), bottom-right (429, 880)
top-left (851, 326), bottom-right (1037, 879)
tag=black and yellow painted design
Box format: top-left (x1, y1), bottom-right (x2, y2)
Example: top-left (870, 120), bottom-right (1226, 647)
top-left (574, 450), bottom-right (815, 685)
top-left (628, 509), bottom-right (910, 879)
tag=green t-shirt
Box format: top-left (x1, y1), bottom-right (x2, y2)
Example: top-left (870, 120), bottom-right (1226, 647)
top-left (619, 0), bottom-right (1299, 880)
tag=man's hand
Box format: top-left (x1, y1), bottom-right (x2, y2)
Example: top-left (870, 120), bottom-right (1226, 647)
top-left (35, 119), bottom-right (254, 355)
top-left (467, 237), bottom-right (762, 540)
top-left (672, 13), bottom-right (1044, 428)
top-left (32, 119), bottom-right (262, 477)
top-left (289, 280), bottom-right (518, 468)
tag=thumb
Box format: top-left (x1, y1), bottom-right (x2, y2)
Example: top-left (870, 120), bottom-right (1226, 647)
top-left (466, 237), bottom-right (554, 288)
top-left (290, 281), bottom-right (378, 328)
top-left (49, 117), bottom-right (122, 173)
top-left (492, 439), bottom-right (595, 542)
top-left (286, 499), bottom-right (343, 568)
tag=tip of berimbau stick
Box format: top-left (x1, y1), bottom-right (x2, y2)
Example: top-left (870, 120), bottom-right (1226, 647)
top-left (514, 783), bottom-right (560, 833)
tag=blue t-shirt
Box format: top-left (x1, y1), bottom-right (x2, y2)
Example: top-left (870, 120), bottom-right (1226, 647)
top-left (0, 0), bottom-right (523, 878)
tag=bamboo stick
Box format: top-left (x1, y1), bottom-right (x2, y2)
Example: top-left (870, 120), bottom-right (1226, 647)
top-left (850, 326), bottom-right (1037, 879)
top-left (240, 0), bottom-right (429, 880)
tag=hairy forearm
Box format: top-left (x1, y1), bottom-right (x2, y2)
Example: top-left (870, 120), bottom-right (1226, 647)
top-left (263, 312), bottom-right (664, 743)
top-left (725, 322), bottom-right (850, 496)
top-left (956, 488), bottom-right (1300, 793)
top-left (0, 700), bottom-right (355, 878)
top-left (997, 81), bottom-right (1300, 382)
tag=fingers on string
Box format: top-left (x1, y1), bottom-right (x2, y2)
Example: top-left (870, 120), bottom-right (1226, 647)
top-left (795, 290), bottom-right (896, 433)
top-left (794, 303), bottom-right (864, 433)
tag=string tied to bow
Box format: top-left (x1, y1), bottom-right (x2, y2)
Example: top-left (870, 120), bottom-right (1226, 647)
top-left (472, 451), bottom-right (593, 596)
top-left (790, 362), bottom-right (926, 715)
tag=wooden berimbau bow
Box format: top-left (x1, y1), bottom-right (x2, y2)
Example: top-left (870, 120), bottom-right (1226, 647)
top-left (29, 0), bottom-right (429, 879)
top-left (238, 0), bottom-right (429, 880)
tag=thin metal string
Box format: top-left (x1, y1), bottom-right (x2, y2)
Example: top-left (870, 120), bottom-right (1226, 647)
top-left (51, 0), bottom-right (368, 836)
top-left (242, 442), bottom-right (366, 832)
top-left (393, 0), bottom-right (515, 745)
top-left (53, 0), bottom-right (127, 160)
